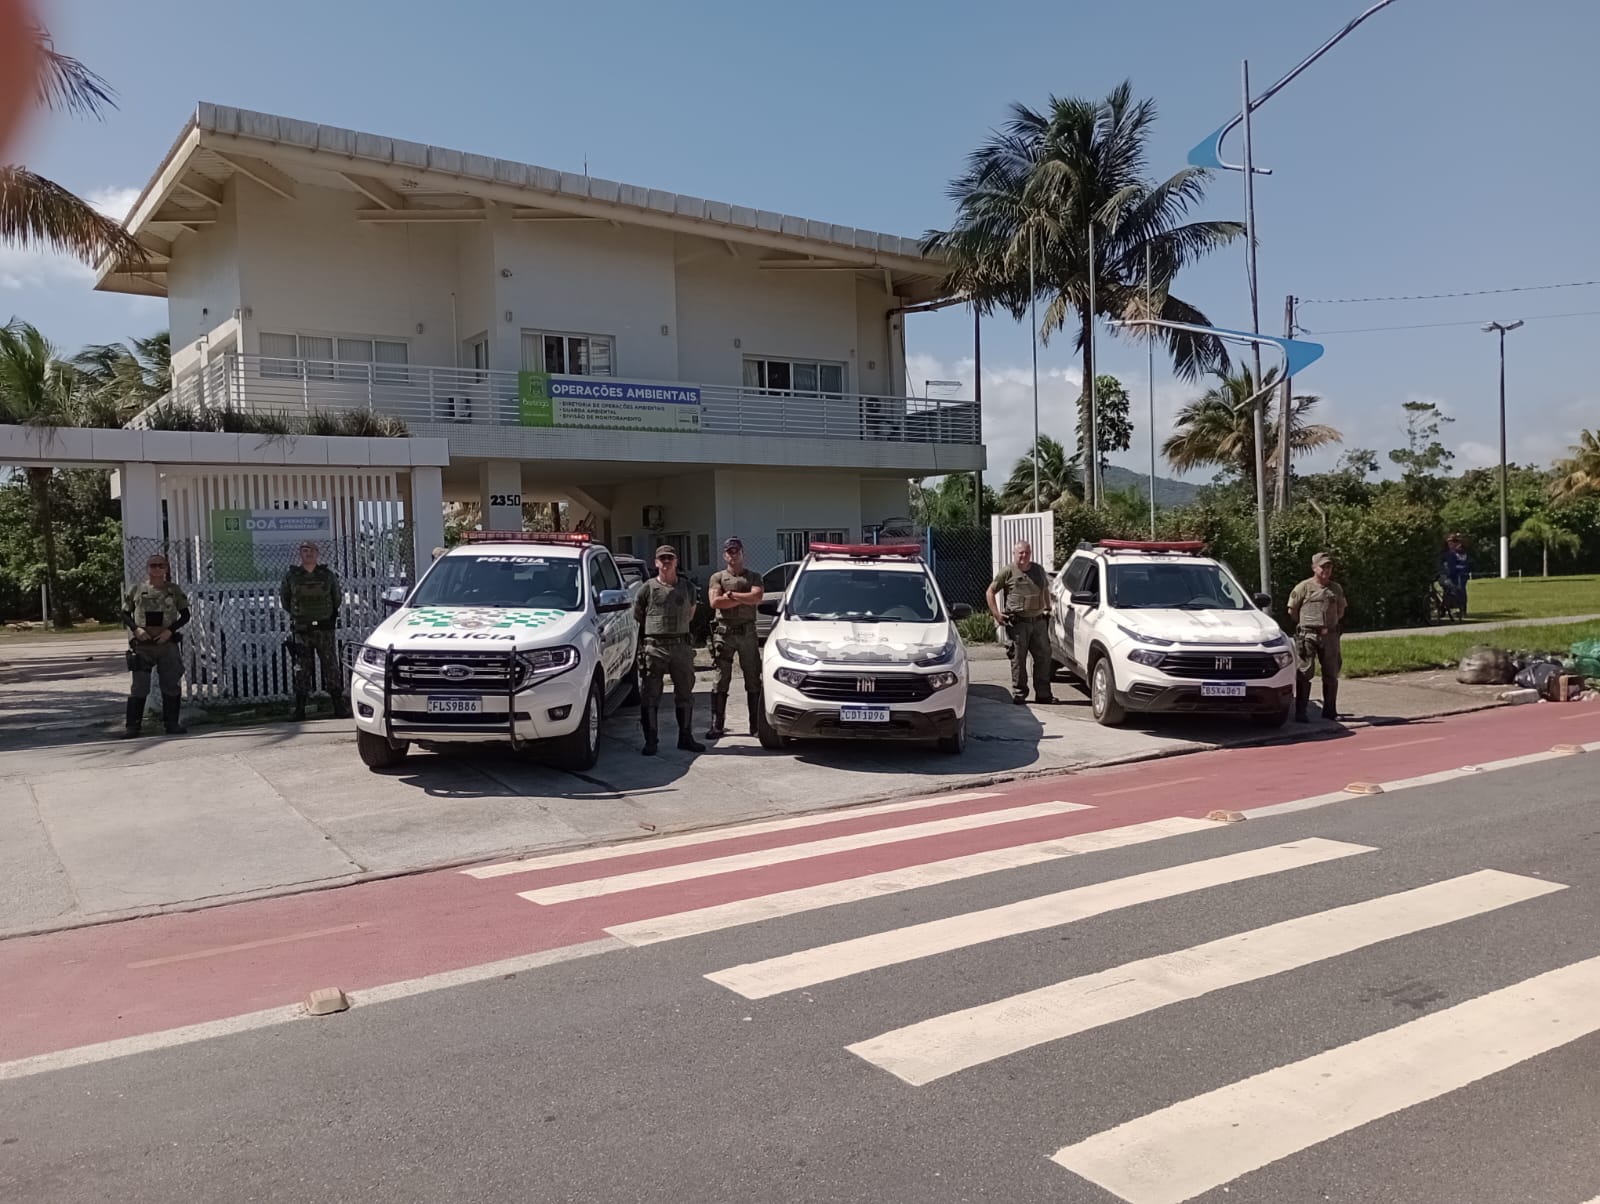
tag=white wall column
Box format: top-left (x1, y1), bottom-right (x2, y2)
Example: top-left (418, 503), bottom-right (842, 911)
top-left (410, 465), bottom-right (445, 572)
top-left (120, 462), bottom-right (164, 583)
top-left (479, 460), bottom-right (524, 532)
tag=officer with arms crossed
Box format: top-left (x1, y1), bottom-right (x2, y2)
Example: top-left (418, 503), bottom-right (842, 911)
top-left (705, 535), bottom-right (764, 739)
top-left (122, 553), bottom-right (191, 737)
top-left (280, 541), bottom-right (346, 721)
top-left (986, 540), bottom-right (1055, 705)
top-left (632, 545), bottom-right (705, 757)
top-left (1287, 551), bottom-right (1348, 723)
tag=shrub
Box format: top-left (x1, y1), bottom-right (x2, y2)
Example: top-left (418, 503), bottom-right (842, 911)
top-left (957, 611), bottom-right (998, 645)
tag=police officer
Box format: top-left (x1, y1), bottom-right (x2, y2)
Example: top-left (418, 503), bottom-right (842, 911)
top-left (632, 544), bottom-right (704, 756)
top-left (280, 541), bottom-right (346, 721)
top-left (122, 553), bottom-right (191, 737)
top-left (705, 536), bottom-right (764, 739)
top-left (1287, 551), bottom-right (1348, 723)
top-left (986, 540), bottom-right (1055, 705)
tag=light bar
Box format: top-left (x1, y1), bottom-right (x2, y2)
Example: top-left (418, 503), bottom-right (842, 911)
top-left (1098, 539), bottom-right (1207, 554)
top-left (461, 531), bottom-right (591, 545)
top-left (808, 542), bottom-right (923, 559)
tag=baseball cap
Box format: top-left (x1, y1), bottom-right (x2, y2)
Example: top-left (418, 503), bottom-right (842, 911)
top-left (655, 545), bottom-right (678, 559)
top-left (722, 536), bottom-right (743, 551)
top-left (1312, 552), bottom-right (1333, 567)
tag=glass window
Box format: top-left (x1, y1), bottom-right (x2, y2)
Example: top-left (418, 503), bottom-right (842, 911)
top-left (408, 553), bottom-right (584, 612)
top-left (777, 529), bottom-right (847, 562)
top-left (1061, 557), bottom-right (1090, 593)
top-left (744, 358), bottom-right (847, 398)
top-left (524, 330), bottom-right (615, 377)
top-left (787, 568), bottom-right (941, 623)
top-left (1108, 562), bottom-right (1249, 610)
top-left (588, 552), bottom-right (623, 594)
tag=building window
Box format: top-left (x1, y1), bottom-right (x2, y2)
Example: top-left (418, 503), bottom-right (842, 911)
top-left (696, 533), bottom-right (711, 568)
top-left (260, 332), bottom-right (408, 382)
top-left (617, 535), bottom-right (634, 556)
top-left (522, 330), bottom-right (614, 376)
top-left (777, 528), bottom-right (847, 561)
top-left (743, 358), bottom-right (846, 398)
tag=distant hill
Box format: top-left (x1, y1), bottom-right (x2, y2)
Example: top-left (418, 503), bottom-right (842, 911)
top-left (1101, 464), bottom-right (1202, 508)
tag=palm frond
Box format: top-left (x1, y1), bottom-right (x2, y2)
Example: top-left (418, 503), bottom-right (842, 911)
top-left (33, 31), bottom-right (117, 118)
top-left (0, 166), bottom-right (146, 268)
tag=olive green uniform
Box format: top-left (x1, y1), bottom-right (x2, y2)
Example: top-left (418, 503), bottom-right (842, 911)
top-left (280, 564), bottom-right (344, 716)
top-left (632, 575), bottom-right (701, 754)
top-left (124, 580), bottom-right (190, 735)
top-left (1288, 577), bottom-right (1347, 719)
top-left (992, 562), bottom-right (1053, 701)
top-left (707, 563), bottom-right (763, 736)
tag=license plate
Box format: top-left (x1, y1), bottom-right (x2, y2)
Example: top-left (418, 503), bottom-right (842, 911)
top-left (839, 705), bottom-right (890, 723)
top-left (1200, 683), bottom-right (1247, 698)
top-left (426, 696), bottom-right (483, 714)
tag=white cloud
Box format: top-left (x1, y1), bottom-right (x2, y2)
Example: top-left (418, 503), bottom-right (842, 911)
top-left (0, 185), bottom-right (140, 291)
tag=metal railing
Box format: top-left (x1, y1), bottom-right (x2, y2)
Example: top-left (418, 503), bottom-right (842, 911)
top-left (127, 354), bottom-right (981, 445)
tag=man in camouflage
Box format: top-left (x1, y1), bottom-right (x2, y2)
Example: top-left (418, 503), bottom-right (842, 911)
top-left (632, 544), bottom-right (704, 756)
top-left (280, 541), bottom-right (346, 721)
top-left (1287, 551), bottom-right (1348, 723)
top-left (122, 553), bottom-right (192, 737)
top-left (986, 540), bottom-right (1055, 705)
top-left (704, 535), bottom-right (764, 739)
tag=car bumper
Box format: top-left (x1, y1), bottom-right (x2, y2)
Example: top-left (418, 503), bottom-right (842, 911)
top-left (763, 674), bottom-right (967, 741)
top-left (1117, 681), bottom-right (1294, 715)
top-left (349, 669), bottom-right (590, 742)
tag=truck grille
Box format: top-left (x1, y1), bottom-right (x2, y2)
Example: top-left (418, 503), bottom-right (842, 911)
top-left (1159, 651), bottom-right (1281, 680)
top-left (795, 672), bottom-right (933, 703)
top-left (389, 649), bottom-right (525, 691)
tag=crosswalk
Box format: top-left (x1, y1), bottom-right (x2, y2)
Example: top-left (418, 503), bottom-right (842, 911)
top-left (466, 791), bottom-right (1597, 1202)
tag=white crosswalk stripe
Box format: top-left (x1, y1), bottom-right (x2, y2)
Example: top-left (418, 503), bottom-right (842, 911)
top-left (848, 870), bottom-right (1565, 1085)
top-left (462, 791), bottom-right (1002, 879)
top-left (606, 815), bottom-right (1216, 946)
top-left (708, 838), bottom-right (1374, 999)
top-left (517, 800), bottom-right (1092, 904)
top-left (1052, 953), bottom-right (1600, 1204)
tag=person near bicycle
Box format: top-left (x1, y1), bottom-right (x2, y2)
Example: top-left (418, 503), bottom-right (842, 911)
top-left (1440, 534), bottom-right (1470, 614)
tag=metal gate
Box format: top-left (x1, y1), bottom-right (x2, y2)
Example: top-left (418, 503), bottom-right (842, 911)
top-left (991, 511), bottom-right (1056, 574)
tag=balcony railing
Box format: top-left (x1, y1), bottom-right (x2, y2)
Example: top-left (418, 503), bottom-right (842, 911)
top-left (128, 354), bottom-right (981, 446)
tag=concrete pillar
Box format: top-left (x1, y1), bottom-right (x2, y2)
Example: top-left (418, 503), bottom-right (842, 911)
top-left (410, 466), bottom-right (445, 573)
top-left (479, 460), bottom-right (524, 532)
top-left (120, 462), bottom-right (163, 583)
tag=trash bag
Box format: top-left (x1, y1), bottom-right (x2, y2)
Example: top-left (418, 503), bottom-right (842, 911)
top-left (1572, 638), bottom-right (1600, 679)
top-left (1457, 644), bottom-right (1516, 685)
top-left (1513, 661), bottom-right (1562, 694)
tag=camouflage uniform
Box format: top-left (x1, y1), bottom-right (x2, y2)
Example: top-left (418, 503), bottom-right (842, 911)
top-left (706, 561), bottom-right (762, 737)
top-left (632, 557), bottom-right (703, 755)
top-left (280, 564), bottom-right (344, 718)
top-left (124, 579), bottom-right (190, 736)
top-left (991, 561), bottom-right (1053, 702)
top-left (1288, 565), bottom-right (1347, 722)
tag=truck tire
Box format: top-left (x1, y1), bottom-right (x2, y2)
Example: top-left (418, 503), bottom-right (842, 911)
top-left (1090, 655), bottom-right (1126, 727)
top-left (357, 728), bottom-right (409, 771)
top-left (756, 704), bottom-right (788, 751)
top-left (552, 678), bottom-right (603, 771)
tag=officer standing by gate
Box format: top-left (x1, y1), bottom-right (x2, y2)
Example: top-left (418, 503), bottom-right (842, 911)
top-left (1288, 551), bottom-right (1348, 723)
top-left (632, 544), bottom-right (705, 756)
top-left (280, 541), bottom-right (346, 721)
top-left (986, 540), bottom-right (1055, 705)
top-left (122, 553), bottom-right (192, 737)
top-left (705, 536), bottom-right (764, 738)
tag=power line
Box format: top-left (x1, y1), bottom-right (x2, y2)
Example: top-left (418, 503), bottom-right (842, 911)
top-left (1300, 279), bottom-right (1600, 306)
top-left (1301, 309), bottom-right (1600, 336)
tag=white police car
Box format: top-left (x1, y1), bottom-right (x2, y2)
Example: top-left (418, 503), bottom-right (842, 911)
top-left (758, 543), bottom-right (972, 754)
top-left (350, 533), bottom-right (637, 771)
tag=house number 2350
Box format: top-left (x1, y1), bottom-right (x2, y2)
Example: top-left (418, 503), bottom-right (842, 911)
top-left (490, 493), bottom-right (522, 507)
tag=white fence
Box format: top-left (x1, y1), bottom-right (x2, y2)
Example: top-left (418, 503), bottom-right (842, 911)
top-left (991, 511), bottom-right (1056, 575)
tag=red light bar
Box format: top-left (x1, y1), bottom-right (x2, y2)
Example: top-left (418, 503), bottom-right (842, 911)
top-left (808, 542), bottom-right (923, 559)
top-left (1098, 539), bottom-right (1207, 554)
top-left (461, 531), bottom-right (591, 545)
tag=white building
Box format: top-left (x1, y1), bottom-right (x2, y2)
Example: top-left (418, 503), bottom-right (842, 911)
top-left (100, 103), bottom-right (981, 574)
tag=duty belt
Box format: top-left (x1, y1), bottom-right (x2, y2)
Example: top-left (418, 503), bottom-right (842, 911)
top-left (644, 633), bottom-right (690, 642)
top-left (714, 621), bottom-right (755, 630)
top-left (1297, 624), bottom-right (1330, 634)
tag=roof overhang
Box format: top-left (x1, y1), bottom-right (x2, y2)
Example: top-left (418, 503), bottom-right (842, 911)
top-left (97, 103), bottom-right (954, 304)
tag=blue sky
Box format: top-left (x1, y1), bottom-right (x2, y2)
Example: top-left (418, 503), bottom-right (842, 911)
top-left (8, 0), bottom-right (1595, 484)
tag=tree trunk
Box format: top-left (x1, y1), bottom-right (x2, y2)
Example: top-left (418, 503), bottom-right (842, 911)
top-left (27, 466), bottom-right (66, 628)
top-left (1543, 541), bottom-right (1548, 578)
top-left (1080, 310), bottom-right (1096, 507)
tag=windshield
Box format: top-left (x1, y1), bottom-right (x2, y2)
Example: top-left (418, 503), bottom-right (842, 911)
top-left (408, 554), bottom-right (584, 611)
top-left (1108, 561), bottom-right (1250, 611)
top-left (787, 567), bottom-right (942, 623)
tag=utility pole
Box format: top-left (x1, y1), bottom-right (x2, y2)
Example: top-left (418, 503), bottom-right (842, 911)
top-left (973, 303), bottom-right (983, 525)
top-left (1277, 294), bottom-right (1296, 509)
top-left (1241, 60), bottom-right (1270, 595)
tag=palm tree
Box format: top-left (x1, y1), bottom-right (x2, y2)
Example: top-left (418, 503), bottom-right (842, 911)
top-left (0, 29), bottom-right (144, 267)
top-left (925, 82), bottom-right (1242, 488)
top-left (1163, 367), bottom-right (1342, 485)
top-left (73, 330), bottom-right (170, 424)
top-left (1550, 429), bottom-right (1600, 501)
top-left (999, 434), bottom-right (1081, 512)
top-left (1511, 513), bottom-right (1581, 578)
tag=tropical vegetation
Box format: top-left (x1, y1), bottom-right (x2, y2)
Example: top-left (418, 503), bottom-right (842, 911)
top-left (1161, 366), bottom-right (1342, 489)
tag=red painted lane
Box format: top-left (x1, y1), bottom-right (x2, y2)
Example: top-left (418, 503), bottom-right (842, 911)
top-left (2, 701), bottom-right (1593, 1063)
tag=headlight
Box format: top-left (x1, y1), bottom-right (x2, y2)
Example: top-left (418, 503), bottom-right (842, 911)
top-left (926, 671), bottom-right (961, 691)
top-left (914, 639), bottom-right (957, 667)
top-left (1117, 624), bottom-right (1175, 647)
top-left (1261, 632), bottom-right (1288, 649)
top-left (1273, 650), bottom-right (1295, 668)
top-left (359, 645), bottom-right (385, 667)
top-left (517, 645), bottom-right (580, 686)
top-left (774, 667), bottom-right (808, 687)
top-left (1128, 648), bottom-right (1165, 667)
top-left (774, 638), bottom-right (821, 665)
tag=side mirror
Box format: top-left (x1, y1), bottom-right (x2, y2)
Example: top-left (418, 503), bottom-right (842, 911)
top-left (1252, 592), bottom-right (1273, 610)
top-left (381, 586), bottom-right (408, 614)
top-left (596, 588), bottom-right (633, 614)
top-left (1069, 590), bottom-right (1099, 608)
top-left (950, 602), bottom-right (974, 621)
top-left (757, 598), bottom-right (781, 617)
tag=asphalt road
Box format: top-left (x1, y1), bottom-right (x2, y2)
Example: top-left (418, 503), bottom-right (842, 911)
top-left (3, 754), bottom-right (1599, 1203)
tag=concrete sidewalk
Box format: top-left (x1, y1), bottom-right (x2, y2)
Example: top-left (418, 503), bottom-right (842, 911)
top-left (0, 643), bottom-right (1511, 939)
top-left (1344, 613), bottom-right (1600, 641)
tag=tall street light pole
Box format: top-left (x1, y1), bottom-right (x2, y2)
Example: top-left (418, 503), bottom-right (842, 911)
top-left (1481, 319), bottom-right (1523, 579)
top-left (1241, 61), bottom-right (1269, 591)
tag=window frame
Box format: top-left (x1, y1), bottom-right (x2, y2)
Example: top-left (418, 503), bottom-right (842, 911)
top-left (259, 332), bottom-right (409, 382)
top-left (777, 528), bottom-right (848, 562)
top-left (522, 329), bottom-right (616, 377)
top-left (743, 356), bottom-right (848, 399)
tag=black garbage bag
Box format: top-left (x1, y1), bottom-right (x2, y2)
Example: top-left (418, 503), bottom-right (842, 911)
top-left (1513, 660), bottom-right (1562, 694)
top-left (1457, 645), bottom-right (1516, 685)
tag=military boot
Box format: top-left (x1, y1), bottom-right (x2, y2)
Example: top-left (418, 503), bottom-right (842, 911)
top-left (676, 703), bottom-right (705, 753)
top-left (292, 693), bottom-right (307, 722)
top-left (705, 693), bottom-right (728, 739)
top-left (746, 691), bottom-right (762, 736)
top-left (162, 695), bottom-right (187, 735)
top-left (1321, 682), bottom-right (1341, 723)
top-left (329, 691), bottom-right (349, 719)
top-left (1294, 677), bottom-right (1311, 723)
top-left (640, 704), bottom-right (659, 756)
top-left (122, 697), bottom-right (144, 738)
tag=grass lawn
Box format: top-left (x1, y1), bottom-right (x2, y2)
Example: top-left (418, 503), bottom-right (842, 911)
top-left (1459, 574), bottom-right (1600, 622)
top-left (0, 621), bottom-right (121, 641)
top-left (1342, 618), bottom-right (1600, 679)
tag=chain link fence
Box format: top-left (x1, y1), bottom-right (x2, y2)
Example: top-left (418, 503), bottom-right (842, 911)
top-left (124, 531), bottom-right (414, 705)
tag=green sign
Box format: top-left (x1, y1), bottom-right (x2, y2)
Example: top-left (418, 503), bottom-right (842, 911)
top-left (208, 509), bottom-right (332, 582)
top-left (517, 371), bottom-right (702, 433)
top-left (518, 371), bottom-right (556, 427)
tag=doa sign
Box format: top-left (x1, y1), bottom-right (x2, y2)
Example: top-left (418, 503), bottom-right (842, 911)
top-left (209, 509), bottom-right (332, 581)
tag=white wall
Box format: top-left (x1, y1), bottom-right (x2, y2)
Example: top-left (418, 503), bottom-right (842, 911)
top-left (167, 183), bottom-right (241, 377)
top-left (455, 219), bottom-right (495, 368)
top-left (860, 477), bottom-right (911, 526)
top-left (610, 471), bottom-right (718, 571)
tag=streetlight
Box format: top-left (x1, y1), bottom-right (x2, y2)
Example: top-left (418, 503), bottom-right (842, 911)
top-left (1481, 319), bottom-right (1523, 579)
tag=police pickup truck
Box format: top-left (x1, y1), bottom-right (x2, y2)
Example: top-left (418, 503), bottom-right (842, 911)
top-left (349, 533), bottom-right (638, 771)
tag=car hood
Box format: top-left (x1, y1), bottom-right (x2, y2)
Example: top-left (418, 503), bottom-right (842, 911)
top-left (369, 605), bottom-right (587, 649)
top-left (1116, 609), bottom-right (1282, 645)
top-left (773, 620), bottom-right (956, 664)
